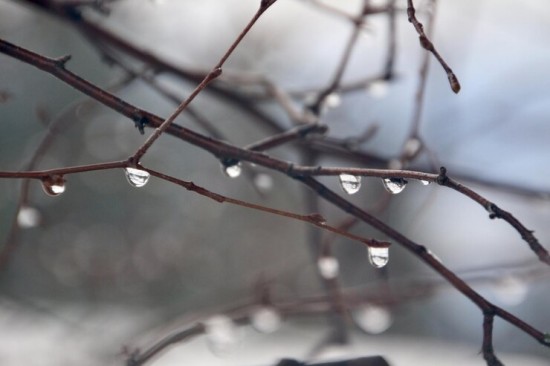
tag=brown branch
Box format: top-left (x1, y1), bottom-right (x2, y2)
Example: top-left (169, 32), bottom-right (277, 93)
top-left (406, 0), bottom-right (461, 93)
top-left (482, 313), bottom-right (504, 366)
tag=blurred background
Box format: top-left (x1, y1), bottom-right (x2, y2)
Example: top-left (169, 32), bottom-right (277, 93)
top-left (0, 0), bottom-right (549, 365)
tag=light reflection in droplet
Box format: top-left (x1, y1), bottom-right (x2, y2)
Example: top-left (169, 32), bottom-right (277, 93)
top-left (339, 174), bottom-right (361, 195)
top-left (382, 178), bottom-right (407, 195)
top-left (41, 175), bottom-right (66, 196)
top-left (124, 167), bottom-right (150, 188)
top-left (222, 162), bottom-right (242, 178)
top-left (368, 246), bottom-right (389, 268)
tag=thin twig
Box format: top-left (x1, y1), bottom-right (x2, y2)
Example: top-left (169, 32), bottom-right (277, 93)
top-left (406, 0), bottom-right (461, 93)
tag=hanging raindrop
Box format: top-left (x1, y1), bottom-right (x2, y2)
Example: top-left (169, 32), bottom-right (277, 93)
top-left (339, 174), bottom-right (361, 195)
top-left (382, 178), bottom-right (407, 194)
top-left (251, 306), bottom-right (282, 334)
top-left (17, 206), bottom-right (41, 228)
top-left (221, 161), bottom-right (242, 178)
top-left (420, 180), bottom-right (430, 186)
top-left (124, 167), bottom-right (150, 188)
top-left (317, 256), bottom-right (340, 279)
top-left (41, 175), bottom-right (66, 196)
top-left (368, 246), bottom-right (389, 268)
top-left (204, 315), bottom-right (239, 356)
top-left (352, 304), bottom-right (393, 334)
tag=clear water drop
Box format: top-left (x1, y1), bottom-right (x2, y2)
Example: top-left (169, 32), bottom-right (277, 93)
top-left (367, 80), bottom-right (389, 99)
top-left (222, 162), bottom-right (242, 178)
top-left (317, 256), bottom-right (340, 279)
top-left (17, 206), bottom-right (41, 228)
top-left (382, 178), bottom-right (407, 195)
top-left (251, 306), bottom-right (282, 334)
top-left (204, 315), bottom-right (239, 356)
top-left (420, 180), bottom-right (430, 186)
top-left (325, 92), bottom-right (342, 108)
top-left (368, 246), bottom-right (389, 268)
top-left (352, 304), bottom-right (393, 334)
top-left (124, 167), bottom-right (150, 188)
top-left (41, 175), bottom-right (66, 196)
top-left (339, 174), bottom-right (361, 195)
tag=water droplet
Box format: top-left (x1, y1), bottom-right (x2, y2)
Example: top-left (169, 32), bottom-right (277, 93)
top-left (251, 306), bottom-right (282, 334)
top-left (382, 178), bottom-right (407, 195)
top-left (254, 173), bottom-right (273, 192)
top-left (317, 256), bottom-right (340, 279)
top-left (41, 175), bottom-right (66, 196)
top-left (367, 80), bottom-right (389, 99)
top-left (420, 180), bottom-right (430, 186)
top-left (222, 162), bottom-right (242, 178)
top-left (339, 174), bottom-right (361, 195)
top-left (17, 206), bottom-right (41, 228)
top-left (368, 246), bottom-right (389, 268)
top-left (325, 92), bottom-right (342, 108)
top-left (204, 315), bottom-right (239, 356)
top-left (352, 305), bottom-right (393, 334)
top-left (492, 275), bottom-right (528, 306)
top-left (124, 167), bottom-right (150, 188)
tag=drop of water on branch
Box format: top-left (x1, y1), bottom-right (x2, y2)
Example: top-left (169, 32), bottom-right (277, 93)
top-left (251, 306), bottom-right (282, 334)
top-left (17, 206), bottom-right (41, 228)
top-left (124, 167), bottom-right (150, 188)
top-left (382, 178), bottom-right (407, 195)
top-left (368, 246), bottom-right (389, 268)
top-left (339, 174), bottom-right (361, 195)
top-left (352, 304), bottom-right (393, 334)
top-left (420, 180), bottom-right (430, 186)
top-left (204, 315), bottom-right (239, 356)
top-left (222, 162), bottom-right (242, 178)
top-left (41, 175), bottom-right (66, 196)
top-left (317, 256), bottom-right (340, 279)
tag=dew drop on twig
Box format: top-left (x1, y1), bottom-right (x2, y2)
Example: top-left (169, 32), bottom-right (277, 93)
top-left (124, 167), bottom-right (150, 188)
top-left (382, 178), bottom-right (407, 195)
top-left (368, 246), bottom-right (389, 268)
top-left (420, 180), bottom-right (430, 186)
top-left (204, 315), bottom-right (239, 356)
top-left (222, 162), bottom-right (242, 178)
top-left (339, 174), bottom-right (361, 195)
top-left (17, 206), bottom-right (41, 228)
top-left (41, 175), bottom-right (66, 196)
top-left (352, 304), bottom-right (393, 334)
top-left (251, 306), bottom-right (282, 334)
top-left (317, 256), bottom-right (340, 279)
